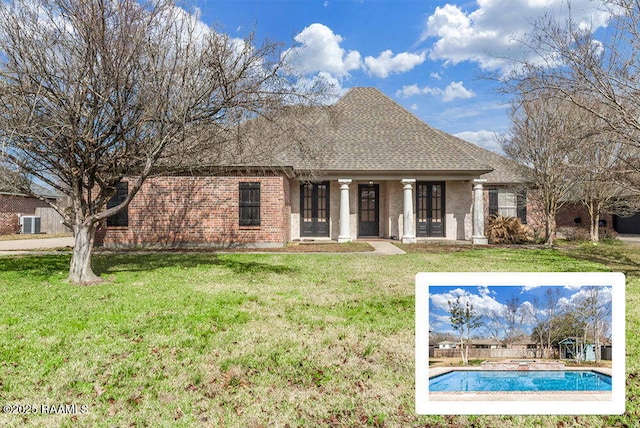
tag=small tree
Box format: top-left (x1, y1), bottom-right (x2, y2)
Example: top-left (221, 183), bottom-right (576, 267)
top-left (448, 296), bottom-right (483, 365)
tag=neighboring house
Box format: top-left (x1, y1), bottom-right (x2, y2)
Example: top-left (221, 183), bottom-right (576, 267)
top-left (0, 182), bottom-right (58, 235)
top-left (557, 202), bottom-right (640, 235)
top-left (506, 337), bottom-right (538, 351)
top-left (469, 338), bottom-right (502, 349)
top-left (98, 87), bottom-right (531, 248)
top-left (437, 341), bottom-right (458, 349)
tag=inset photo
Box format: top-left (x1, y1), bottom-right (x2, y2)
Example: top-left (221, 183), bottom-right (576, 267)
top-left (415, 272), bottom-right (625, 415)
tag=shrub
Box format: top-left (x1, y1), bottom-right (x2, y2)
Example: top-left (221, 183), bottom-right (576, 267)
top-left (486, 215), bottom-right (529, 244)
top-left (600, 227), bottom-right (619, 242)
top-left (557, 226), bottom-right (590, 242)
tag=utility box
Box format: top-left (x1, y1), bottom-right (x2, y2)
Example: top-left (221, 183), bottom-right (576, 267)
top-left (20, 216), bottom-right (41, 234)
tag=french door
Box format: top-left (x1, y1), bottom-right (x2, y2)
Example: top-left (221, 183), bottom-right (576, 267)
top-left (358, 184), bottom-right (379, 237)
top-left (300, 182), bottom-right (330, 237)
top-left (416, 182), bottom-right (445, 237)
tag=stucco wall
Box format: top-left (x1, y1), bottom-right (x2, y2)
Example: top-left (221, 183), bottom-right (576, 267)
top-left (445, 180), bottom-right (473, 240)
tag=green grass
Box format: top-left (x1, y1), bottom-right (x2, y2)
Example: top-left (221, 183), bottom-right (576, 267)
top-left (0, 244), bottom-right (637, 427)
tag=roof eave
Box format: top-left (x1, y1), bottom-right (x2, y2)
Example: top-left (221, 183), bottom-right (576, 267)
top-left (294, 168), bottom-right (493, 181)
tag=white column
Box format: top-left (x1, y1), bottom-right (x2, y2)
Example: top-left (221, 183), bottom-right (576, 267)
top-left (402, 179), bottom-right (416, 243)
top-left (472, 179), bottom-right (488, 245)
top-left (338, 179), bottom-right (352, 243)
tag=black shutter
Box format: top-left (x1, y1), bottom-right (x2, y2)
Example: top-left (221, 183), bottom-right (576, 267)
top-left (517, 190), bottom-right (527, 224)
top-left (488, 188), bottom-right (498, 217)
top-left (239, 182), bottom-right (260, 226)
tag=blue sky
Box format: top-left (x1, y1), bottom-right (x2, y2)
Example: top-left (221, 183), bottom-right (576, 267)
top-left (190, 0), bottom-right (613, 153)
top-left (429, 284), bottom-right (613, 338)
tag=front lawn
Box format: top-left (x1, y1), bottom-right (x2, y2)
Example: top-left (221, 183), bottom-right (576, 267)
top-left (0, 245), bottom-right (637, 427)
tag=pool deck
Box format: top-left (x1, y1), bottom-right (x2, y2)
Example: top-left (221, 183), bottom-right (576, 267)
top-left (428, 366), bottom-right (613, 402)
top-left (429, 391), bottom-right (612, 401)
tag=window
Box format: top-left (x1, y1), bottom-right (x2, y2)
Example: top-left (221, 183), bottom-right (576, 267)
top-left (489, 188), bottom-right (527, 224)
top-left (239, 182), bottom-right (260, 226)
top-left (107, 182), bottom-right (128, 227)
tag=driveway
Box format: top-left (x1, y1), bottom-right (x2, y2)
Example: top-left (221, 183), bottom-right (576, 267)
top-left (0, 236), bottom-right (74, 253)
top-left (618, 234), bottom-right (640, 245)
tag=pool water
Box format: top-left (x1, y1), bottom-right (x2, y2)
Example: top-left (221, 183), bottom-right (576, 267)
top-left (429, 370), bottom-right (612, 392)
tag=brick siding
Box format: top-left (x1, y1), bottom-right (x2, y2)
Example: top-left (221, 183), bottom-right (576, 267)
top-left (98, 175), bottom-right (290, 248)
top-left (556, 202), bottom-right (613, 228)
top-left (0, 194), bottom-right (51, 235)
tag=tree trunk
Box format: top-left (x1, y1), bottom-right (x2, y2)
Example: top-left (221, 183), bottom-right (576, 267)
top-left (68, 222), bottom-right (100, 283)
top-left (545, 211), bottom-right (556, 246)
top-left (588, 201), bottom-right (599, 242)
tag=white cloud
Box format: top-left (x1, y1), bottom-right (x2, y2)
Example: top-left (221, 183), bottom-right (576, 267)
top-left (396, 81), bottom-right (475, 102)
top-left (430, 288), bottom-right (504, 317)
top-left (442, 81), bottom-right (475, 101)
top-left (454, 130), bottom-right (501, 153)
top-left (283, 23), bottom-right (362, 78)
top-left (430, 72), bottom-right (442, 80)
top-left (567, 286), bottom-right (612, 307)
top-left (363, 49), bottom-right (427, 78)
top-left (422, 0), bottom-right (613, 73)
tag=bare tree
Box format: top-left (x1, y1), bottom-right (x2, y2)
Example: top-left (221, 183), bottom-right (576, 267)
top-left (574, 286), bottom-right (612, 363)
top-left (504, 0), bottom-right (640, 193)
top-left (572, 135), bottom-right (640, 241)
top-left (448, 296), bottom-right (483, 365)
top-left (500, 92), bottom-right (581, 245)
top-left (528, 287), bottom-right (563, 358)
top-left (483, 296), bottom-right (527, 348)
top-left (0, 0), bottom-right (329, 283)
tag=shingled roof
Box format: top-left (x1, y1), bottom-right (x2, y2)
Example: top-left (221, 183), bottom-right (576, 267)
top-left (203, 87), bottom-right (527, 183)
top-left (293, 87), bottom-right (526, 183)
top-left (308, 87), bottom-right (493, 174)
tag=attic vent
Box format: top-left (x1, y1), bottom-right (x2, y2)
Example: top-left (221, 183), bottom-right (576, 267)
top-left (20, 215), bottom-right (41, 234)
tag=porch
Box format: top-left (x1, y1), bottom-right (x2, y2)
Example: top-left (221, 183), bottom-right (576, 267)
top-left (289, 178), bottom-right (488, 244)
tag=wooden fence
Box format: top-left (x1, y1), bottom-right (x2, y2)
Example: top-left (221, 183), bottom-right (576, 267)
top-left (35, 207), bottom-right (71, 235)
top-left (433, 348), bottom-right (537, 359)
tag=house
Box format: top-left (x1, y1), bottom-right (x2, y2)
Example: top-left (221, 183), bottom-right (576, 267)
top-left (469, 338), bottom-right (502, 349)
top-left (506, 336), bottom-right (538, 351)
top-left (0, 181), bottom-right (58, 235)
top-left (437, 341), bottom-right (458, 349)
top-left (557, 202), bottom-right (640, 235)
top-left (98, 87), bottom-right (530, 248)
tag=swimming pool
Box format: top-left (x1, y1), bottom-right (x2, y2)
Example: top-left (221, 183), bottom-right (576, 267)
top-left (429, 370), bottom-right (612, 392)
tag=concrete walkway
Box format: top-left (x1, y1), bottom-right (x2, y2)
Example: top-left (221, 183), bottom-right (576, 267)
top-left (364, 240), bottom-right (406, 255)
